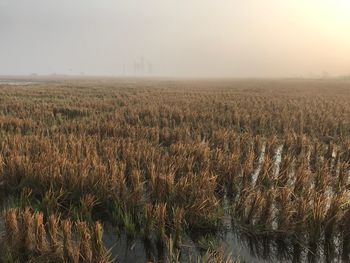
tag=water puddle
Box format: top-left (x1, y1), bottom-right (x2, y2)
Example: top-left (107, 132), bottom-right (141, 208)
top-left (101, 142), bottom-right (350, 262)
top-left (103, 225), bottom-right (349, 262)
top-left (0, 79), bottom-right (39, 86)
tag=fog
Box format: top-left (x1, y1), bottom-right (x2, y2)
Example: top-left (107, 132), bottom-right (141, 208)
top-left (0, 0), bottom-right (349, 78)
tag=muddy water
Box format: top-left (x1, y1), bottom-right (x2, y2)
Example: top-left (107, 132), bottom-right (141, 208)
top-left (103, 226), bottom-right (349, 262)
top-left (102, 143), bottom-right (349, 262)
top-left (0, 79), bottom-right (39, 85)
top-left (103, 226), bottom-right (207, 262)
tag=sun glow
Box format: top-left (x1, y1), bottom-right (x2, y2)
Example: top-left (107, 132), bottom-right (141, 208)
top-left (302, 0), bottom-right (350, 28)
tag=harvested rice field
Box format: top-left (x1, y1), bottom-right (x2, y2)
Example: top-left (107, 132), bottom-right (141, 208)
top-left (0, 78), bottom-right (349, 262)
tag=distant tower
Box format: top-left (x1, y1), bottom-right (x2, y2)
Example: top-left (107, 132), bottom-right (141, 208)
top-left (140, 57), bottom-right (145, 75)
top-left (322, 71), bottom-right (329, 79)
top-left (134, 60), bottom-right (138, 75)
top-left (131, 57), bottom-right (153, 76)
top-left (148, 62), bottom-right (153, 75)
top-left (122, 63), bottom-right (126, 76)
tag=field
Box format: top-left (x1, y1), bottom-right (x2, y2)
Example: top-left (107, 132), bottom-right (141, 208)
top-left (0, 78), bottom-right (349, 262)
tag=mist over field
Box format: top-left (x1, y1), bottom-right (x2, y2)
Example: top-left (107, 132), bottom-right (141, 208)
top-left (1, 1), bottom-right (350, 262)
top-left (0, 0), bottom-right (349, 78)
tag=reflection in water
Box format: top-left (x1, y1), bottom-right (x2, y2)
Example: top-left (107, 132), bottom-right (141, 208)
top-left (236, 232), bottom-right (349, 263)
top-left (103, 226), bottom-right (349, 262)
top-left (101, 141), bottom-right (349, 262)
top-left (342, 235), bottom-right (350, 263)
top-left (292, 242), bottom-right (302, 263)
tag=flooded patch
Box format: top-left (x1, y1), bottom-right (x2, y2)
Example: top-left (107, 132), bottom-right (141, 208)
top-left (103, 225), bottom-right (349, 262)
top-left (100, 142), bottom-right (350, 263)
top-left (0, 79), bottom-right (39, 85)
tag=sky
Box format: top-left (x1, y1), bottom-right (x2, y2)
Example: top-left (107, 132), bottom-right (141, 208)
top-left (0, 0), bottom-right (349, 78)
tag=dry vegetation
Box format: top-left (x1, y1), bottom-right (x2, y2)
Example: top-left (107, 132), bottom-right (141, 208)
top-left (0, 78), bottom-right (349, 262)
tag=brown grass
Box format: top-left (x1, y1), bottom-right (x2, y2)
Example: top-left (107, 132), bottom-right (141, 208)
top-left (0, 78), bottom-right (349, 260)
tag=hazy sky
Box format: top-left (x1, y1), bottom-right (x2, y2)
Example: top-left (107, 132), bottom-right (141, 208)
top-left (0, 0), bottom-right (349, 77)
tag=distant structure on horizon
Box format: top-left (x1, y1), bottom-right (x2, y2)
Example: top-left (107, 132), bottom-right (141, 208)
top-left (122, 57), bottom-right (153, 76)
